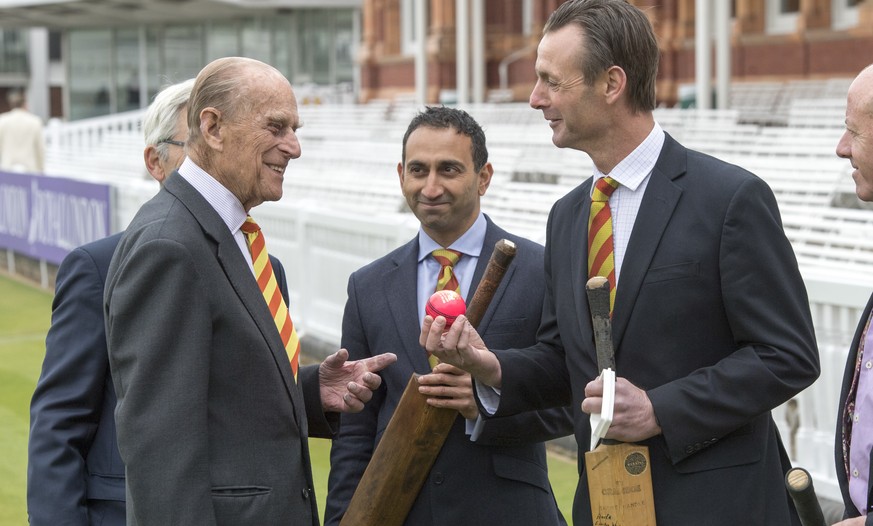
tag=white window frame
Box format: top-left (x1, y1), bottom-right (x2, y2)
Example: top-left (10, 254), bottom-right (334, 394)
top-left (765, 0), bottom-right (799, 35)
top-left (832, 0), bottom-right (860, 30)
top-left (401, 0), bottom-right (418, 55)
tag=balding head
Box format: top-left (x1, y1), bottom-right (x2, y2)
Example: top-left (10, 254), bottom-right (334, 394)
top-left (837, 64), bottom-right (873, 202)
top-left (186, 57), bottom-right (287, 151)
top-left (183, 56), bottom-right (301, 211)
top-left (853, 64), bottom-right (873, 118)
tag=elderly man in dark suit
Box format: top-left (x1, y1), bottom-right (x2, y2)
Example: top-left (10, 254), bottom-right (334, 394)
top-left (27, 79), bottom-right (194, 526)
top-left (325, 106), bottom-right (573, 525)
top-left (422, 1), bottom-right (820, 525)
top-left (834, 63), bottom-right (873, 526)
top-left (103, 57), bottom-right (396, 525)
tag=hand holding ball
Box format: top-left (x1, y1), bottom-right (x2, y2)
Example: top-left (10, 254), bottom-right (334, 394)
top-left (425, 290), bottom-right (466, 330)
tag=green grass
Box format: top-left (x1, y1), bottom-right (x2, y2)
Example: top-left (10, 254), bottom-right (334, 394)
top-left (2, 273), bottom-right (578, 524)
top-left (0, 275), bottom-right (52, 525)
top-left (310, 438), bottom-right (578, 523)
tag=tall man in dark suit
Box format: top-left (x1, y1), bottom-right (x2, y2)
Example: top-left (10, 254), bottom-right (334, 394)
top-left (422, 1), bottom-right (820, 525)
top-left (103, 57), bottom-right (396, 525)
top-left (27, 79), bottom-right (195, 526)
top-left (834, 63), bottom-right (873, 526)
top-left (324, 106), bottom-right (573, 525)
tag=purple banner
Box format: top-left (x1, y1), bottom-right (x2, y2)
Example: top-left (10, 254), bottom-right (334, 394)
top-left (0, 171), bottom-right (112, 265)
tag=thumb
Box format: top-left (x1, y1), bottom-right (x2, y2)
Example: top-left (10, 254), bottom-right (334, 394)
top-left (323, 348), bottom-right (350, 368)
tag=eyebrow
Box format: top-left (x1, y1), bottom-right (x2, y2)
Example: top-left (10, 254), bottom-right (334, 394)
top-left (267, 113), bottom-right (301, 131)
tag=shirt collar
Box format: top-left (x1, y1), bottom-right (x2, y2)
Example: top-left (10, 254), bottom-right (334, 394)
top-left (591, 122), bottom-right (665, 193)
top-left (417, 212), bottom-right (487, 263)
top-left (176, 156), bottom-right (248, 235)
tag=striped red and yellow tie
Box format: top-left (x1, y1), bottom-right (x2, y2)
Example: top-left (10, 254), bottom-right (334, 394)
top-left (430, 248), bottom-right (462, 368)
top-left (588, 176), bottom-right (619, 314)
top-left (432, 249), bottom-right (462, 294)
top-left (241, 215), bottom-right (300, 380)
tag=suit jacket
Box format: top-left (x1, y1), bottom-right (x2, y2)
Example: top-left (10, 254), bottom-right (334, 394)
top-left (325, 216), bottom-right (574, 526)
top-left (490, 134), bottom-right (820, 525)
top-left (0, 108), bottom-right (45, 173)
top-left (28, 229), bottom-right (292, 526)
top-left (104, 172), bottom-right (332, 526)
top-left (836, 293), bottom-right (873, 523)
top-left (28, 233), bottom-right (126, 526)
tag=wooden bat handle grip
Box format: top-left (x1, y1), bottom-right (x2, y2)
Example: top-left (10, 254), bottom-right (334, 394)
top-left (586, 276), bottom-right (615, 372)
top-left (464, 238), bottom-right (516, 329)
top-left (785, 467), bottom-right (827, 526)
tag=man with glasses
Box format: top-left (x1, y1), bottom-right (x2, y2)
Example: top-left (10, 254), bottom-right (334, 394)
top-left (27, 79), bottom-right (194, 526)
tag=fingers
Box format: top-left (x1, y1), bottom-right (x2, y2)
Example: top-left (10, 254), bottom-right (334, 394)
top-left (359, 371), bottom-right (383, 390)
top-left (419, 315), bottom-right (434, 347)
top-left (417, 374), bottom-right (471, 393)
top-left (342, 381), bottom-right (373, 413)
top-left (584, 377), bottom-right (603, 397)
top-left (580, 396), bottom-right (602, 415)
top-left (360, 352), bottom-right (397, 373)
top-left (424, 395), bottom-right (478, 419)
top-left (581, 377), bottom-right (605, 415)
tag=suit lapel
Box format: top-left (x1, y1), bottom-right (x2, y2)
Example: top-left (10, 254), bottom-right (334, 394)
top-left (384, 239), bottom-right (430, 373)
top-left (611, 135), bottom-right (684, 351)
top-left (164, 174), bottom-right (302, 417)
top-left (572, 184), bottom-right (595, 345)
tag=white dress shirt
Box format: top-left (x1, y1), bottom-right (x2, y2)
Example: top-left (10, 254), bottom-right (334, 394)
top-left (477, 123), bottom-right (666, 415)
top-left (176, 157), bottom-right (256, 275)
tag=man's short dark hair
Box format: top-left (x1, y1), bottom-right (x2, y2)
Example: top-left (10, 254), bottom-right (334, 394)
top-left (544, 0), bottom-right (659, 114)
top-left (401, 106), bottom-right (489, 172)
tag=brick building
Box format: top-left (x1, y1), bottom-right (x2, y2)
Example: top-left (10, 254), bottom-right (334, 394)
top-left (358, 0), bottom-right (873, 106)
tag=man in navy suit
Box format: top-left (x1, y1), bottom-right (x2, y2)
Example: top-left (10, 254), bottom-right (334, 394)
top-left (325, 106), bottom-right (573, 525)
top-left (27, 79), bottom-right (195, 525)
top-left (834, 64), bottom-right (873, 526)
top-left (423, 2), bottom-right (819, 525)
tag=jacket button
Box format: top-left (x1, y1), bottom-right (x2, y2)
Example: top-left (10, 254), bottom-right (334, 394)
top-left (302, 488), bottom-right (310, 500)
top-left (433, 472), bottom-right (444, 485)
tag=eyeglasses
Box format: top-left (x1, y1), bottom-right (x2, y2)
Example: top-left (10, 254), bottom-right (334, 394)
top-left (158, 139), bottom-right (185, 147)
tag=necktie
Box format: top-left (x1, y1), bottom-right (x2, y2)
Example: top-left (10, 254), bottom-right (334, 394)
top-left (432, 249), bottom-right (462, 294)
top-left (843, 312), bottom-right (873, 478)
top-left (429, 248), bottom-right (462, 368)
top-left (241, 215), bottom-right (300, 380)
top-left (588, 176), bottom-right (619, 314)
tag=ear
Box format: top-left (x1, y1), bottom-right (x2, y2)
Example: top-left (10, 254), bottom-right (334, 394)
top-left (478, 162), bottom-right (494, 196)
top-left (143, 145), bottom-right (167, 183)
top-left (603, 65), bottom-right (627, 105)
top-left (397, 161), bottom-right (404, 186)
top-left (199, 107), bottom-right (223, 151)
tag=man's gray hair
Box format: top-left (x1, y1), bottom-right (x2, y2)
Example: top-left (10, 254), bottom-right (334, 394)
top-left (142, 79), bottom-right (195, 162)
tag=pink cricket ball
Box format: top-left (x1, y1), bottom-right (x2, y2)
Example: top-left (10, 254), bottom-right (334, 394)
top-left (425, 290), bottom-right (467, 329)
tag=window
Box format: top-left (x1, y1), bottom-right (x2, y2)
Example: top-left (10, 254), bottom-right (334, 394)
top-left (68, 30), bottom-right (112, 120)
top-left (765, 0), bottom-right (799, 34)
top-left (833, 0), bottom-right (860, 30)
top-left (780, 0), bottom-right (799, 13)
top-left (115, 28), bottom-right (141, 113)
top-left (401, 0), bottom-right (420, 55)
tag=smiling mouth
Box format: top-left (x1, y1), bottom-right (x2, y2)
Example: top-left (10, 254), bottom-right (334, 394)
top-left (266, 163), bottom-right (285, 174)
